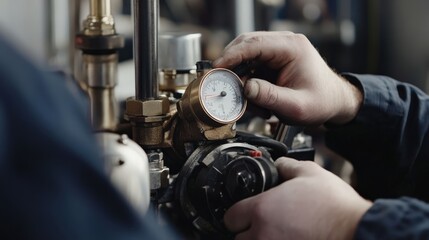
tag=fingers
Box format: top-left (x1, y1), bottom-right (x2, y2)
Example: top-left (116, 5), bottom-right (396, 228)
top-left (223, 197), bottom-right (255, 232)
top-left (275, 157), bottom-right (319, 180)
top-left (223, 158), bottom-right (293, 234)
top-left (213, 31), bottom-right (298, 69)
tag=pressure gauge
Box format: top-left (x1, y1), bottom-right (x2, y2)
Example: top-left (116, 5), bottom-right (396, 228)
top-left (182, 68), bottom-right (246, 126)
top-left (199, 69), bottom-right (246, 123)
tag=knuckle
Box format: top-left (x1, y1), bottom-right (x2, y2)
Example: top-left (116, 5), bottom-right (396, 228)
top-left (291, 99), bottom-right (317, 123)
top-left (293, 33), bottom-right (310, 44)
top-left (234, 34), bottom-right (246, 44)
top-left (300, 161), bottom-right (319, 171)
top-left (281, 30), bottom-right (294, 35)
top-left (243, 35), bottom-right (264, 45)
top-left (292, 33), bottom-right (313, 52)
top-left (289, 103), bottom-right (307, 121)
top-left (233, 32), bottom-right (255, 45)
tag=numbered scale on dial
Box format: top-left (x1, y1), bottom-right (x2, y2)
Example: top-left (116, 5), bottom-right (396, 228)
top-left (198, 68), bottom-right (247, 124)
top-left (186, 68), bottom-right (247, 125)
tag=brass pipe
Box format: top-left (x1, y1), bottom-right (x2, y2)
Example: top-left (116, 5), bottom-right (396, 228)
top-left (90, 0), bottom-right (111, 18)
top-left (77, 0), bottom-right (123, 131)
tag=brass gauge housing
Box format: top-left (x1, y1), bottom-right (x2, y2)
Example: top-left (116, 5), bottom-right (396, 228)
top-left (186, 68), bottom-right (247, 126)
top-left (175, 67), bottom-right (247, 143)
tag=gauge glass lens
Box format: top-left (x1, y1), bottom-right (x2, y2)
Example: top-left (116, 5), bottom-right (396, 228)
top-left (200, 70), bottom-right (245, 123)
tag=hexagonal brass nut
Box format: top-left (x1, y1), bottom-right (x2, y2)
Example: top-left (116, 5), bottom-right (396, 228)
top-left (126, 98), bottom-right (169, 116)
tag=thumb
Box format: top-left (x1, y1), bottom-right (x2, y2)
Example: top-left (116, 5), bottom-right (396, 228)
top-left (244, 78), bottom-right (300, 116)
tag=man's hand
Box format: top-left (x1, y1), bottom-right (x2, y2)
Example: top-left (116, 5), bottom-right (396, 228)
top-left (213, 31), bottom-right (363, 125)
top-left (224, 157), bottom-right (372, 240)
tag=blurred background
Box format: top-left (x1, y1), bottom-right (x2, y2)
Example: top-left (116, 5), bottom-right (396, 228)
top-left (0, 0), bottom-right (428, 182)
top-left (1, 0), bottom-right (429, 89)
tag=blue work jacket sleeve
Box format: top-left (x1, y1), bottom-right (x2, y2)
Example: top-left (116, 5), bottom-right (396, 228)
top-left (325, 74), bottom-right (429, 239)
top-left (355, 197), bottom-right (429, 239)
top-left (326, 73), bottom-right (429, 201)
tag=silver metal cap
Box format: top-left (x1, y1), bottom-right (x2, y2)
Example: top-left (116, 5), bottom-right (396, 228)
top-left (159, 32), bottom-right (202, 70)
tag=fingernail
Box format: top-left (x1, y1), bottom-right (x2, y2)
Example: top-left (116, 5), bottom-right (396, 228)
top-left (212, 57), bottom-right (224, 67)
top-left (245, 79), bottom-right (259, 100)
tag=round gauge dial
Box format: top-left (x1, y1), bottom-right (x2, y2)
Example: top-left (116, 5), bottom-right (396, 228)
top-left (199, 69), bottom-right (246, 123)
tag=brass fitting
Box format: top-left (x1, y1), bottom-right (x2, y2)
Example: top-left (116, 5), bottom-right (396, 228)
top-left (159, 69), bottom-right (196, 92)
top-left (175, 89), bottom-right (237, 142)
top-left (83, 0), bottom-right (115, 36)
top-left (125, 98), bottom-right (170, 117)
top-left (125, 98), bottom-right (170, 147)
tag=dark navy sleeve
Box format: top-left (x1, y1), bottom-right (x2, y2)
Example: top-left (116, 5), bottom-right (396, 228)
top-left (325, 74), bottom-right (429, 239)
top-left (0, 36), bottom-right (178, 239)
top-left (355, 197), bottom-right (429, 239)
top-left (326, 73), bottom-right (429, 201)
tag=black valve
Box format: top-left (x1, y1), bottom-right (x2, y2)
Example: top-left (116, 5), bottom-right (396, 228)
top-left (175, 142), bottom-right (278, 239)
top-left (196, 60), bottom-right (213, 72)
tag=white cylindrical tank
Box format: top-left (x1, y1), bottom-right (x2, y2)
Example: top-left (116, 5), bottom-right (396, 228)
top-left (95, 132), bottom-right (150, 215)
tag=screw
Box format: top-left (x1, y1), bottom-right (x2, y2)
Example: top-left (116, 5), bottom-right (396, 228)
top-left (117, 134), bottom-right (129, 145)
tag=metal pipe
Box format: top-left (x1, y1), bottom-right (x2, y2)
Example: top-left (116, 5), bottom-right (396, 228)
top-left (69, 0), bottom-right (81, 76)
top-left (77, 0), bottom-right (123, 131)
top-left (234, 0), bottom-right (255, 36)
top-left (83, 0), bottom-right (114, 36)
top-left (275, 123), bottom-right (304, 148)
top-left (90, 0), bottom-right (111, 17)
top-left (133, 0), bottom-right (159, 100)
top-left (45, 0), bottom-right (55, 62)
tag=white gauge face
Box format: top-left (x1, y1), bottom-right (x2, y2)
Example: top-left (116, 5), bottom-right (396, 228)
top-left (200, 69), bottom-right (246, 123)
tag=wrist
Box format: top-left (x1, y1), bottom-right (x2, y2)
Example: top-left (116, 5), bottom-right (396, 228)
top-left (329, 74), bottom-right (363, 124)
top-left (327, 198), bottom-right (372, 240)
top-left (340, 199), bottom-right (373, 240)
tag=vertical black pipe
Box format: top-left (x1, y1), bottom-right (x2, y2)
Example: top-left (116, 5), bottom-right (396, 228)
top-left (133, 0), bottom-right (159, 100)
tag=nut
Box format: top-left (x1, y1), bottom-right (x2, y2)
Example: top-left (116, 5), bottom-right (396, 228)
top-left (150, 167), bottom-right (169, 189)
top-left (126, 98), bottom-right (169, 116)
